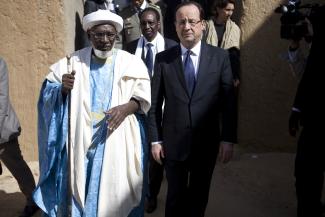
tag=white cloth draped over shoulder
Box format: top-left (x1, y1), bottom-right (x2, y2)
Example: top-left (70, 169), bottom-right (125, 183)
top-left (205, 18), bottom-right (241, 50)
top-left (46, 47), bottom-right (151, 217)
top-left (134, 32), bottom-right (165, 58)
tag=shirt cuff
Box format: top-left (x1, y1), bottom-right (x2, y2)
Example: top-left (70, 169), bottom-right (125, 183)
top-left (292, 107), bottom-right (301, 112)
top-left (151, 141), bottom-right (163, 146)
top-left (221, 141), bottom-right (235, 145)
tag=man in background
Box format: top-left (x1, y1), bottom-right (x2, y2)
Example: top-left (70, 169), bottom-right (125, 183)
top-left (125, 7), bottom-right (177, 214)
top-left (119, 0), bottom-right (163, 47)
top-left (0, 57), bottom-right (38, 217)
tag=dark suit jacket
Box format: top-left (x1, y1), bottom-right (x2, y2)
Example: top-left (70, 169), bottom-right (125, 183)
top-left (119, 2), bottom-right (164, 47)
top-left (149, 42), bottom-right (237, 161)
top-left (125, 37), bottom-right (177, 58)
top-left (292, 5), bottom-right (325, 127)
top-left (84, 0), bottom-right (107, 15)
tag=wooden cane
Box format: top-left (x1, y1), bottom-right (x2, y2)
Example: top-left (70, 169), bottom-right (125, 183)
top-left (66, 54), bottom-right (72, 217)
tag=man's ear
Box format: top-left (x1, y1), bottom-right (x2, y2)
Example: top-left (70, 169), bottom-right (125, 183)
top-left (202, 20), bottom-right (206, 31)
top-left (157, 21), bottom-right (161, 32)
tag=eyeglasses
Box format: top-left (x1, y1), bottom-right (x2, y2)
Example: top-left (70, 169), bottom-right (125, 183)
top-left (176, 19), bottom-right (202, 27)
top-left (140, 21), bottom-right (157, 27)
top-left (90, 31), bottom-right (117, 40)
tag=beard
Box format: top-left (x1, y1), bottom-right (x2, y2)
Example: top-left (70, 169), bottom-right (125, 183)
top-left (91, 41), bottom-right (115, 59)
top-left (93, 48), bottom-right (113, 59)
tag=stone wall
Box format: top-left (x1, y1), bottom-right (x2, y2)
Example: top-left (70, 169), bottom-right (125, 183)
top-left (0, 0), bottom-right (320, 160)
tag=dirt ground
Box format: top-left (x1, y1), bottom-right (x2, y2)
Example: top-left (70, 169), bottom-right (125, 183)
top-left (0, 152), bottom-right (304, 217)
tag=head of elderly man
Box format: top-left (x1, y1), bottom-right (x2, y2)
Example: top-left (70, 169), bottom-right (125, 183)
top-left (83, 10), bottom-right (123, 58)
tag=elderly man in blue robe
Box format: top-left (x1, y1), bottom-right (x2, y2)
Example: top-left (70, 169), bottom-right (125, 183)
top-left (33, 10), bottom-right (151, 217)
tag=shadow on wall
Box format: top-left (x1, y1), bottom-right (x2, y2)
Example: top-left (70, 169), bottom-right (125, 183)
top-left (237, 0), bottom-right (324, 152)
top-left (232, 0), bottom-right (300, 152)
top-left (75, 12), bottom-right (87, 51)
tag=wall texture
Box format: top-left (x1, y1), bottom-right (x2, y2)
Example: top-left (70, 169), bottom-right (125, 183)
top-left (237, 0), bottom-right (320, 152)
top-left (238, 0), bottom-right (298, 152)
top-left (0, 0), bottom-right (320, 160)
top-left (0, 0), bottom-right (83, 160)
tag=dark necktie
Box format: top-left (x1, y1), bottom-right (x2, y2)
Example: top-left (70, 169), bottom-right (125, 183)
top-left (145, 43), bottom-right (153, 77)
top-left (184, 50), bottom-right (196, 95)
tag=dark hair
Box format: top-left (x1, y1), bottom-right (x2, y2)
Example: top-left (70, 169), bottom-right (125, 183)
top-left (139, 7), bottom-right (160, 21)
top-left (175, 1), bottom-right (205, 21)
top-left (91, 0), bottom-right (106, 4)
top-left (214, 0), bottom-right (235, 8)
top-left (212, 0), bottom-right (235, 16)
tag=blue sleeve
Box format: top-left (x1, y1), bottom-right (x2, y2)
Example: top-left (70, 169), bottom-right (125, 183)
top-left (33, 80), bottom-right (69, 215)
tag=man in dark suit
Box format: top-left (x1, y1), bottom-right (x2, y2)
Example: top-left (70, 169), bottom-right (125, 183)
top-left (119, 0), bottom-right (163, 47)
top-left (160, 0), bottom-right (182, 42)
top-left (288, 5), bottom-right (325, 217)
top-left (84, 0), bottom-right (110, 15)
top-left (125, 7), bottom-right (177, 214)
top-left (125, 7), bottom-right (177, 75)
top-left (148, 2), bottom-right (237, 217)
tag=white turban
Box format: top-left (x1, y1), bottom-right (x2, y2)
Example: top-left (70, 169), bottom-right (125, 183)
top-left (82, 9), bottom-right (123, 33)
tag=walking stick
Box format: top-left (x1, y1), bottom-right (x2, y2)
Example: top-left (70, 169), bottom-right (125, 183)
top-left (66, 54), bottom-right (72, 217)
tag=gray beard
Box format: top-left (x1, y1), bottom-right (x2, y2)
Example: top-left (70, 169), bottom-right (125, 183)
top-left (93, 47), bottom-right (113, 59)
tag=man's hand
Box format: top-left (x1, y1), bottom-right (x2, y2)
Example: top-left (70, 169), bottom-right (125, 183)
top-left (218, 142), bottom-right (234, 163)
top-left (61, 70), bottom-right (76, 95)
top-left (289, 110), bottom-right (301, 137)
top-left (233, 79), bottom-right (240, 88)
top-left (105, 99), bottom-right (139, 132)
top-left (151, 143), bottom-right (165, 165)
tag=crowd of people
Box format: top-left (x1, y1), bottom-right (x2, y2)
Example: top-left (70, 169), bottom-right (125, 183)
top-left (0, 0), bottom-right (323, 217)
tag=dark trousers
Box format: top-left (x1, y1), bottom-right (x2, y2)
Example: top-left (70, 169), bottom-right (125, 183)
top-left (148, 154), bottom-right (164, 199)
top-left (295, 126), bottom-right (325, 217)
top-left (164, 153), bottom-right (217, 217)
top-left (0, 138), bottom-right (36, 206)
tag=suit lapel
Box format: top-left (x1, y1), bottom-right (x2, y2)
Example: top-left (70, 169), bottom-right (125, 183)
top-left (194, 43), bottom-right (210, 96)
top-left (172, 46), bottom-right (189, 98)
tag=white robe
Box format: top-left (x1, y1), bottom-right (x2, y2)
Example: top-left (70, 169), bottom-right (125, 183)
top-left (46, 47), bottom-right (151, 217)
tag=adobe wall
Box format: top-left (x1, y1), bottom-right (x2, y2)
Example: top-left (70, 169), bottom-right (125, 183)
top-left (237, 0), bottom-right (320, 152)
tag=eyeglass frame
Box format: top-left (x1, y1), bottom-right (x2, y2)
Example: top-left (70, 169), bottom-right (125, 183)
top-left (140, 20), bottom-right (158, 27)
top-left (176, 19), bottom-right (202, 27)
top-left (89, 31), bottom-right (117, 40)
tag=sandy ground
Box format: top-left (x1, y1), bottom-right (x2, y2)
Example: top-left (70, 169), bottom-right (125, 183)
top-left (0, 152), bottom-right (301, 217)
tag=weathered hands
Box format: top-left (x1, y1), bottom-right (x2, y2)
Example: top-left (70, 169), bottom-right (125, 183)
top-left (61, 70), bottom-right (76, 95)
top-left (105, 100), bottom-right (139, 132)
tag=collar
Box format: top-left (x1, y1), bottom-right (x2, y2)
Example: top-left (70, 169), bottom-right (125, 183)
top-left (180, 40), bottom-right (201, 56)
top-left (140, 0), bottom-right (147, 10)
top-left (143, 33), bottom-right (158, 46)
top-left (134, 0), bottom-right (147, 11)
